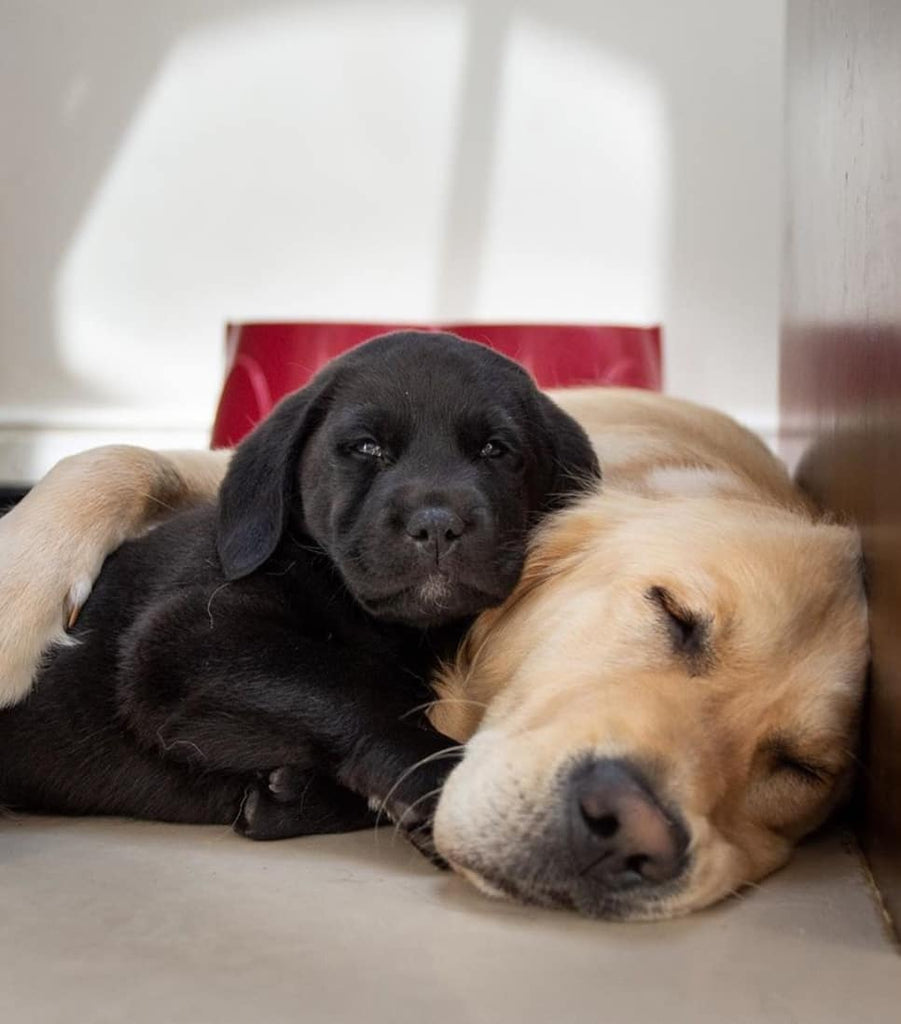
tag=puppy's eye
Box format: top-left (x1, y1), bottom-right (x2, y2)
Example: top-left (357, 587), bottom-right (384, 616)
top-left (479, 439), bottom-right (507, 459)
top-left (351, 439), bottom-right (386, 460)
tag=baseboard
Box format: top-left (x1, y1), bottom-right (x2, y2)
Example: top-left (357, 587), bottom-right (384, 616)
top-left (0, 411), bottom-right (212, 483)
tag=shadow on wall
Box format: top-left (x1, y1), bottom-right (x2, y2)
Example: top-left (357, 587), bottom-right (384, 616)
top-left (2, 0), bottom-right (259, 409)
top-left (0, 0), bottom-right (784, 478)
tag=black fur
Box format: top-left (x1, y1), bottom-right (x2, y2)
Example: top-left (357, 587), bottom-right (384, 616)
top-left (0, 486), bottom-right (28, 512)
top-left (0, 332), bottom-right (599, 844)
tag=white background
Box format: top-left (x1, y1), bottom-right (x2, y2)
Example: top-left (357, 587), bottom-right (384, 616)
top-left (0, 0), bottom-right (785, 480)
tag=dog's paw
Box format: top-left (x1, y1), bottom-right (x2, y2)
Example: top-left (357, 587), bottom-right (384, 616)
top-left (235, 772), bottom-right (308, 839)
top-left (267, 765), bottom-right (309, 803)
top-left (378, 783), bottom-right (442, 833)
top-left (405, 823), bottom-right (450, 869)
top-left (234, 773), bottom-right (379, 841)
top-left (341, 736), bottom-right (463, 830)
top-left (235, 783), bottom-right (304, 841)
top-left (66, 576), bottom-right (95, 630)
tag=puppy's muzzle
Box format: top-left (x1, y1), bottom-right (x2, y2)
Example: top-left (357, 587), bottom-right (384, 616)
top-left (568, 758), bottom-right (689, 890)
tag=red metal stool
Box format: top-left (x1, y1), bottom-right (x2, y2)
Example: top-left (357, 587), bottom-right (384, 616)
top-left (211, 322), bottom-right (662, 448)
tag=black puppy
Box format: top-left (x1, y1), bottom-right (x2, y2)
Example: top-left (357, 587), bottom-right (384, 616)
top-left (0, 332), bottom-right (598, 844)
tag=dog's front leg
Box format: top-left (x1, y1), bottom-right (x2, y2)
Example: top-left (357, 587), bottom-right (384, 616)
top-left (117, 587), bottom-right (459, 838)
top-left (0, 446), bottom-right (231, 707)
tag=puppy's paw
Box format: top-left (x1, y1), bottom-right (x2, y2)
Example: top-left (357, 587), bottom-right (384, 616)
top-left (236, 785), bottom-right (262, 836)
top-left (405, 822), bottom-right (450, 869)
top-left (235, 784), bottom-right (304, 841)
top-left (377, 783), bottom-right (442, 833)
top-left (340, 735), bottom-right (463, 827)
top-left (235, 774), bottom-right (379, 841)
top-left (267, 765), bottom-right (309, 803)
top-left (375, 749), bottom-right (462, 829)
top-left (373, 791), bottom-right (449, 869)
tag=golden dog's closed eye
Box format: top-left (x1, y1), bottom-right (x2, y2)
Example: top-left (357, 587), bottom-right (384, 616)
top-left (765, 740), bottom-right (836, 787)
top-left (647, 586), bottom-right (711, 672)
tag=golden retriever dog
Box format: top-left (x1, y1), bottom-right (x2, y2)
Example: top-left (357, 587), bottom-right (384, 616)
top-left (431, 389), bottom-right (868, 918)
top-left (0, 389), bottom-right (868, 920)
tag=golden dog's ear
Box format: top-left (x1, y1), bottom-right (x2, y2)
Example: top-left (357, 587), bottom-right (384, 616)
top-left (216, 374), bottom-right (336, 580)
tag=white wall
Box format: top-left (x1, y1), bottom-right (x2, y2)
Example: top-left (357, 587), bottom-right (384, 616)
top-left (0, 0), bottom-right (785, 480)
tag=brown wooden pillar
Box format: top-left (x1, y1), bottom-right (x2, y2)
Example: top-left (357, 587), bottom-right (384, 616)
top-left (781, 0), bottom-right (901, 930)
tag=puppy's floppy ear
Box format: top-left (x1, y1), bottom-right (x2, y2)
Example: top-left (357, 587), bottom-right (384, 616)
top-left (216, 378), bottom-right (332, 580)
top-left (529, 392), bottom-right (601, 513)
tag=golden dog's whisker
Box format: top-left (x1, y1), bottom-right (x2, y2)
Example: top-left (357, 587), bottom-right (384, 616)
top-left (391, 787), bottom-right (446, 838)
top-left (139, 491), bottom-right (178, 513)
top-left (399, 697), bottom-right (488, 720)
top-left (725, 880), bottom-right (762, 903)
top-left (373, 746), bottom-right (466, 831)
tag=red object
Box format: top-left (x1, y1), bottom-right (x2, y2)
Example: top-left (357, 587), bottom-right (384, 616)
top-left (211, 322), bottom-right (662, 448)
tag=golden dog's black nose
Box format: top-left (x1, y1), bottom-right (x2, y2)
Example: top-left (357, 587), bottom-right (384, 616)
top-left (570, 759), bottom-right (688, 888)
top-left (405, 506), bottom-right (466, 560)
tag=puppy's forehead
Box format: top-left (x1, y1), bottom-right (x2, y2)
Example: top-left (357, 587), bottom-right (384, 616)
top-left (331, 337), bottom-right (532, 422)
top-left (338, 332), bottom-right (533, 396)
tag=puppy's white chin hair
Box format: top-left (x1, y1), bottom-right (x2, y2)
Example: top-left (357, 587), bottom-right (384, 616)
top-left (418, 573), bottom-right (452, 605)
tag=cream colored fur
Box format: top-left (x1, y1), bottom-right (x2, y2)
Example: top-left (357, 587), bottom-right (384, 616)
top-left (0, 446), bottom-right (231, 707)
top-left (429, 389), bottom-right (869, 918)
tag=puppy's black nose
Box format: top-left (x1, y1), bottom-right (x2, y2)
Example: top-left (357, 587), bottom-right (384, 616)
top-left (569, 759), bottom-right (688, 889)
top-left (405, 506), bottom-right (466, 560)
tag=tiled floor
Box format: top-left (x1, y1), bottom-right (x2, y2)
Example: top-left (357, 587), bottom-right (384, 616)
top-left (1, 818), bottom-right (898, 1023)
